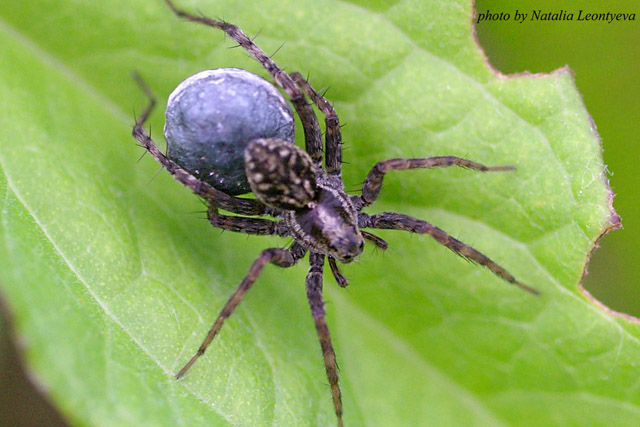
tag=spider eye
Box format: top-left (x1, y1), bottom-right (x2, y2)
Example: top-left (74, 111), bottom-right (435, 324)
top-left (359, 240), bottom-right (365, 250)
top-left (244, 138), bottom-right (317, 210)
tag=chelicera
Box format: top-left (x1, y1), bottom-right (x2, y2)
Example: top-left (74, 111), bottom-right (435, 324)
top-left (132, 1), bottom-right (538, 425)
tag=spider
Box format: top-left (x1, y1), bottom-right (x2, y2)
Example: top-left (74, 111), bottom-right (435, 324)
top-left (132, 1), bottom-right (538, 425)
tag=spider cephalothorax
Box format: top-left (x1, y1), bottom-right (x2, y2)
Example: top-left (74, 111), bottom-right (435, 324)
top-left (245, 137), bottom-right (364, 263)
top-left (132, 1), bottom-right (538, 425)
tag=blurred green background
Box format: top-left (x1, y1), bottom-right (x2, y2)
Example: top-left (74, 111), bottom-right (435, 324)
top-left (475, 0), bottom-right (639, 317)
top-left (1, 0), bottom-right (638, 425)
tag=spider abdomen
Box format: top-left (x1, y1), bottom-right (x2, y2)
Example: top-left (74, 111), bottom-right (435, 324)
top-left (164, 68), bottom-right (295, 195)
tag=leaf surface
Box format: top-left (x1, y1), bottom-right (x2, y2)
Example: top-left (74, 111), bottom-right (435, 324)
top-left (0, 0), bottom-right (632, 425)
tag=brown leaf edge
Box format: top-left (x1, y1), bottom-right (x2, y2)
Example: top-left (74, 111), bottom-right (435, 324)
top-left (469, 1), bottom-right (632, 322)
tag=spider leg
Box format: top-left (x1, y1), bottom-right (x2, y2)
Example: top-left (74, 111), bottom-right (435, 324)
top-left (328, 256), bottom-right (348, 288)
top-left (306, 253), bottom-right (343, 426)
top-left (131, 73), bottom-right (267, 216)
top-left (291, 72), bottom-right (342, 177)
top-left (355, 156), bottom-right (514, 209)
top-left (164, 0), bottom-right (324, 167)
top-left (176, 243), bottom-right (307, 379)
top-left (359, 212), bottom-right (539, 295)
top-left (207, 205), bottom-right (289, 236)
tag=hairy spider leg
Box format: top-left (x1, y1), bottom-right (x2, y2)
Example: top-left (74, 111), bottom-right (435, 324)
top-left (359, 212), bottom-right (539, 295)
top-left (291, 72), bottom-right (343, 177)
top-left (176, 244), bottom-right (307, 379)
top-left (357, 156), bottom-right (515, 209)
top-left (164, 0), bottom-right (324, 168)
top-left (355, 155), bottom-right (538, 294)
top-left (207, 205), bottom-right (287, 236)
top-left (131, 72), bottom-right (267, 216)
top-left (306, 253), bottom-right (343, 427)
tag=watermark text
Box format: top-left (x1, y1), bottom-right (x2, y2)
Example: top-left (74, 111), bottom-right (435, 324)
top-left (476, 10), bottom-right (636, 24)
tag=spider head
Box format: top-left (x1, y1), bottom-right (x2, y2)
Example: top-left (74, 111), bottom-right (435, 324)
top-left (327, 230), bottom-right (365, 264)
top-left (315, 200), bottom-right (364, 263)
top-left (291, 184), bottom-right (364, 264)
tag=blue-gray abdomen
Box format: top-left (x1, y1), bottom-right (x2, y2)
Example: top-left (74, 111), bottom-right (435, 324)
top-left (164, 68), bottom-right (295, 195)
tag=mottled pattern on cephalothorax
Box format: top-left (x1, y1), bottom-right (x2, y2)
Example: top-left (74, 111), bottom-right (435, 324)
top-left (244, 138), bottom-right (317, 210)
top-left (131, 2), bottom-right (539, 426)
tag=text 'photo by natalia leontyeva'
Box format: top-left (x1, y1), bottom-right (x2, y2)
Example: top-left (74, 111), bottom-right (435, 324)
top-left (476, 9), bottom-right (636, 24)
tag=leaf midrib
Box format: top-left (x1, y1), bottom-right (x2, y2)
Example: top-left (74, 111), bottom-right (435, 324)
top-left (2, 5), bottom-right (639, 425)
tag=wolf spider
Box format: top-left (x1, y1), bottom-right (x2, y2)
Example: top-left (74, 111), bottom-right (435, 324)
top-left (132, 1), bottom-right (538, 425)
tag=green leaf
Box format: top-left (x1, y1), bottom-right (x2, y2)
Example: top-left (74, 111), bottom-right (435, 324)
top-left (0, 0), bottom-right (632, 425)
